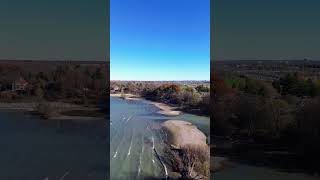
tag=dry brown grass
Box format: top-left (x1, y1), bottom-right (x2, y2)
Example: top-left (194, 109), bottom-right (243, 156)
top-left (36, 102), bottom-right (62, 119)
top-left (164, 144), bottom-right (210, 180)
top-left (0, 91), bottom-right (19, 102)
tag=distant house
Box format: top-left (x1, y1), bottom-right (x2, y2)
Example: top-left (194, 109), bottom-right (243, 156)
top-left (111, 85), bottom-right (120, 93)
top-left (12, 78), bottom-right (30, 93)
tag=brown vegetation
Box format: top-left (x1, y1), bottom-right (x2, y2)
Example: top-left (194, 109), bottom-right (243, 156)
top-left (0, 62), bottom-right (108, 107)
top-left (111, 81), bottom-right (210, 116)
top-left (164, 144), bottom-right (210, 180)
top-left (35, 102), bottom-right (62, 119)
top-left (212, 69), bottom-right (320, 173)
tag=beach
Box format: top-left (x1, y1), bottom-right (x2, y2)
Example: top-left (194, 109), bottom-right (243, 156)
top-left (161, 120), bottom-right (208, 148)
top-left (152, 102), bottom-right (182, 116)
top-left (111, 93), bottom-right (182, 116)
top-left (0, 102), bottom-right (105, 121)
top-left (110, 93), bottom-right (142, 101)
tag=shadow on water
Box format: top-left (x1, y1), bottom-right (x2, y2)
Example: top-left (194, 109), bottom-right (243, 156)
top-left (220, 153), bottom-right (320, 176)
top-left (0, 109), bottom-right (108, 180)
top-left (214, 144), bottom-right (320, 179)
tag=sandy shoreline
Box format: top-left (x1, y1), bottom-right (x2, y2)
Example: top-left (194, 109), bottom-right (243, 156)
top-left (0, 102), bottom-right (105, 121)
top-left (53, 115), bottom-right (105, 121)
top-left (111, 93), bottom-right (182, 116)
top-left (162, 120), bottom-right (210, 179)
top-left (0, 102), bottom-right (36, 111)
top-left (110, 93), bottom-right (143, 101)
top-left (152, 102), bottom-right (182, 116)
top-left (110, 93), bottom-right (142, 101)
top-left (0, 102), bottom-right (93, 110)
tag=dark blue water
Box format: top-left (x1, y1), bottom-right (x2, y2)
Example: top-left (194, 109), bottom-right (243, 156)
top-left (0, 109), bottom-right (107, 180)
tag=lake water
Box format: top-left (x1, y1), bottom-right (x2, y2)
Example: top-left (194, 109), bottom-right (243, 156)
top-left (2, 98), bottom-right (316, 180)
top-left (214, 158), bottom-right (320, 180)
top-left (0, 109), bottom-right (107, 180)
top-left (110, 96), bottom-right (210, 180)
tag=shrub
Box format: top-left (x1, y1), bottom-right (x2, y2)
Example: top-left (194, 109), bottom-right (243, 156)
top-left (36, 102), bottom-right (61, 119)
top-left (0, 91), bottom-right (19, 102)
top-left (195, 85), bottom-right (209, 93)
top-left (164, 144), bottom-right (210, 180)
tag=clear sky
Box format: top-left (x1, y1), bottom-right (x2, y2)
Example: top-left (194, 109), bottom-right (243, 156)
top-left (213, 0), bottom-right (320, 60)
top-left (110, 0), bottom-right (210, 81)
top-left (0, 0), bottom-right (107, 61)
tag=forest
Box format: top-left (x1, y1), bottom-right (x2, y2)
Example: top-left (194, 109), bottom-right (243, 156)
top-left (212, 69), bottom-right (320, 173)
top-left (111, 81), bottom-right (210, 116)
top-left (0, 61), bottom-right (108, 118)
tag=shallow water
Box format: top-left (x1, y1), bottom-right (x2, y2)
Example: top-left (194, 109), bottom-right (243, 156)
top-left (110, 97), bottom-right (210, 180)
top-left (175, 113), bottom-right (210, 139)
top-left (0, 109), bottom-right (107, 180)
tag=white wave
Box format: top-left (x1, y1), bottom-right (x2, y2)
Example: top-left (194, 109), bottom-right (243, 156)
top-left (127, 142), bottom-right (132, 156)
top-left (138, 137), bottom-right (144, 176)
top-left (127, 128), bottom-right (135, 157)
top-left (152, 136), bottom-right (155, 149)
top-left (59, 172), bottom-right (69, 180)
top-left (113, 151), bottom-right (118, 159)
top-left (126, 116), bottom-right (133, 123)
top-left (163, 163), bottom-right (168, 178)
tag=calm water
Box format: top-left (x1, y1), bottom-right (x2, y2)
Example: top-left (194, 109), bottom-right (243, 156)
top-left (214, 158), bottom-right (320, 180)
top-left (110, 97), bottom-right (210, 180)
top-left (0, 109), bottom-right (107, 180)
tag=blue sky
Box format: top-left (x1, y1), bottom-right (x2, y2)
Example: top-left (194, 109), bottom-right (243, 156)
top-left (110, 0), bottom-right (210, 80)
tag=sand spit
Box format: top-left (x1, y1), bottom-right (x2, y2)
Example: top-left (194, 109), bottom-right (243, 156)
top-left (110, 93), bottom-right (142, 101)
top-left (0, 102), bottom-right (36, 111)
top-left (52, 116), bottom-right (104, 121)
top-left (152, 102), bottom-right (182, 116)
top-left (0, 102), bottom-right (104, 121)
top-left (111, 93), bottom-right (182, 116)
top-left (161, 120), bottom-right (207, 148)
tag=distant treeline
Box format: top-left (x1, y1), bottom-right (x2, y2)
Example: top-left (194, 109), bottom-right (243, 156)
top-left (0, 63), bottom-right (108, 107)
top-left (111, 82), bottom-right (210, 116)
